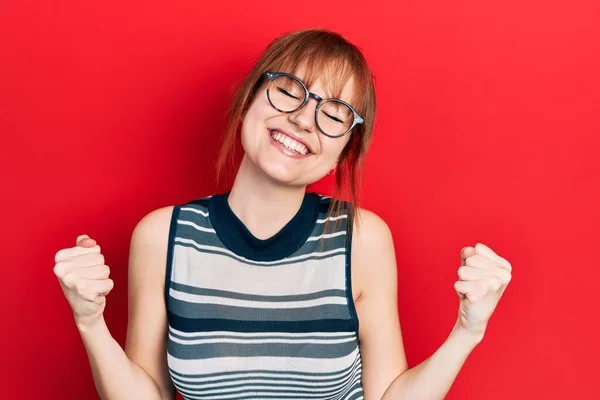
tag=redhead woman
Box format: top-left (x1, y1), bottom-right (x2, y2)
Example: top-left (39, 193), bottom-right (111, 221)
top-left (53, 29), bottom-right (512, 400)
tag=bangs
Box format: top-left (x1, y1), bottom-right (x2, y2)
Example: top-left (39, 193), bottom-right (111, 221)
top-left (217, 29), bottom-right (377, 237)
top-left (265, 39), bottom-right (371, 116)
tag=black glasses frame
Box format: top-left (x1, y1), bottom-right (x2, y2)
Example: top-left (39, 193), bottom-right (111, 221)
top-left (264, 71), bottom-right (364, 138)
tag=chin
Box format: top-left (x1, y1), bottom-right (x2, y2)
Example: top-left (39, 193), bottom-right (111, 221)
top-left (257, 160), bottom-right (312, 187)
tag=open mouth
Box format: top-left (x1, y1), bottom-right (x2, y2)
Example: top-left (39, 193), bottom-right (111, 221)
top-left (268, 129), bottom-right (313, 156)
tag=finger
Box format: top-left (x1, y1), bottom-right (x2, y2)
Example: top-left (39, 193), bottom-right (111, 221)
top-left (454, 280), bottom-right (488, 302)
top-left (465, 254), bottom-right (499, 269)
top-left (474, 243), bottom-right (512, 271)
top-left (460, 246), bottom-right (476, 266)
top-left (79, 278), bottom-right (114, 301)
top-left (78, 265), bottom-right (111, 280)
top-left (458, 266), bottom-right (511, 282)
top-left (70, 252), bottom-right (105, 268)
top-left (54, 244), bottom-right (101, 263)
top-left (94, 278), bottom-right (114, 296)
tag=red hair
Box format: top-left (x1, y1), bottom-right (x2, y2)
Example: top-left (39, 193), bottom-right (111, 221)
top-left (216, 28), bottom-right (377, 235)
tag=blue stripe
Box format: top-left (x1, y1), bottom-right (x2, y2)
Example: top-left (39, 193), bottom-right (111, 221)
top-left (168, 313), bottom-right (356, 333)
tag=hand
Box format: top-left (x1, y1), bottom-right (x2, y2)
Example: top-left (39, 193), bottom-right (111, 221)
top-left (453, 243), bottom-right (512, 336)
top-left (53, 234), bottom-right (114, 328)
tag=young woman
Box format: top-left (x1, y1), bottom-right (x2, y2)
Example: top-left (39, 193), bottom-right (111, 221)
top-left (54, 29), bottom-right (512, 400)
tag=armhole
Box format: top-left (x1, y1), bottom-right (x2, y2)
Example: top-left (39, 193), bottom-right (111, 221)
top-left (345, 203), bottom-right (360, 339)
top-left (164, 205), bottom-right (181, 311)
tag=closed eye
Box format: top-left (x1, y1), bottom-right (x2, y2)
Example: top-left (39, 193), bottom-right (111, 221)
top-left (276, 86), bottom-right (301, 100)
top-left (322, 111), bottom-right (345, 124)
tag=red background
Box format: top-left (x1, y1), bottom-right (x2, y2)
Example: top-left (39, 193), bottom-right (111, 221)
top-left (1, 1), bottom-right (599, 399)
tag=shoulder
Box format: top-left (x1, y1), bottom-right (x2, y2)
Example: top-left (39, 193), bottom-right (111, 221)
top-left (128, 205), bottom-right (177, 280)
top-left (131, 205), bottom-right (176, 246)
top-left (129, 194), bottom-right (213, 253)
top-left (350, 207), bottom-right (397, 297)
top-left (352, 207), bottom-right (393, 246)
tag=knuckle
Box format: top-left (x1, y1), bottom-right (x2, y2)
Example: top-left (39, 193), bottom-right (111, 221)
top-left (62, 272), bottom-right (77, 288)
top-left (54, 248), bottom-right (70, 263)
top-left (101, 265), bottom-right (111, 278)
top-left (53, 261), bottom-right (68, 277)
top-left (491, 276), bottom-right (503, 291)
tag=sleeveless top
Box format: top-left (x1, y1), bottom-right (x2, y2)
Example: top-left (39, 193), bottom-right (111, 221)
top-left (165, 191), bottom-right (364, 400)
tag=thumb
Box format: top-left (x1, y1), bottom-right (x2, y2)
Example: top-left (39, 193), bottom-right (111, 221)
top-left (76, 234), bottom-right (96, 247)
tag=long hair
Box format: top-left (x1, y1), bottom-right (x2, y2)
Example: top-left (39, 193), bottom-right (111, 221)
top-left (216, 28), bottom-right (377, 236)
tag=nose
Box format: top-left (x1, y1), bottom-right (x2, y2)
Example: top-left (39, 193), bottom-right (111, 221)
top-left (288, 98), bottom-right (318, 132)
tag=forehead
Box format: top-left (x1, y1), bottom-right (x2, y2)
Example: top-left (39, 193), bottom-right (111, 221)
top-left (279, 60), bottom-right (357, 105)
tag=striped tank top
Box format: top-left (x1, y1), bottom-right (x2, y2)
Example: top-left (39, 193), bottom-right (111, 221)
top-left (165, 191), bottom-right (363, 399)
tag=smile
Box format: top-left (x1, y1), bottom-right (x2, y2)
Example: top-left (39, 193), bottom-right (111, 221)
top-left (268, 129), bottom-right (313, 157)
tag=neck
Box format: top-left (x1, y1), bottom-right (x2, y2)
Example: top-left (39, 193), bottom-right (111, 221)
top-left (227, 155), bottom-right (308, 240)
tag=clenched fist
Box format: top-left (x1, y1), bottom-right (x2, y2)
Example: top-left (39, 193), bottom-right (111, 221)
top-left (53, 234), bottom-right (114, 328)
top-left (454, 243), bottom-right (512, 336)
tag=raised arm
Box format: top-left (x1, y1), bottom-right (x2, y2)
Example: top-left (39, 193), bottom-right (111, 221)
top-left (54, 206), bottom-right (176, 399)
top-left (352, 209), bottom-right (512, 400)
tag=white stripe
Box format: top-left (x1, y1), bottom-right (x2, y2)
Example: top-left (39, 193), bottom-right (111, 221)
top-left (332, 373), bottom-right (363, 400)
top-left (176, 371), bottom-right (361, 396)
top-left (168, 347), bottom-right (360, 374)
top-left (171, 246), bottom-right (346, 295)
top-left (171, 362), bottom-right (362, 396)
top-left (169, 328), bottom-right (354, 338)
top-left (317, 214), bottom-right (348, 223)
top-left (307, 231), bottom-right (346, 241)
top-left (177, 220), bottom-right (215, 233)
top-left (170, 362), bottom-right (361, 384)
top-left (180, 390), bottom-right (329, 399)
top-left (176, 377), bottom-right (352, 390)
top-left (180, 206), bottom-right (209, 217)
top-left (345, 391), bottom-right (363, 400)
top-left (174, 237), bottom-right (345, 266)
top-left (169, 288), bottom-right (347, 309)
top-left (169, 334), bottom-right (356, 346)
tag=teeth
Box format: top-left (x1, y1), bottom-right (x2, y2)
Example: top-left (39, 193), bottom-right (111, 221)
top-left (270, 130), bottom-right (309, 155)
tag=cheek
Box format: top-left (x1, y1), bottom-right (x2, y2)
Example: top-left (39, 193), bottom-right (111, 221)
top-left (240, 97), bottom-right (271, 144)
top-left (320, 136), bottom-right (350, 162)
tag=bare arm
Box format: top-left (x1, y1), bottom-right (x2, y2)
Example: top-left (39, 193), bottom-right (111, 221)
top-left (353, 209), bottom-right (482, 400)
top-left (64, 206), bottom-right (175, 399)
top-left (351, 209), bottom-right (408, 399)
top-left (123, 205), bottom-right (176, 399)
top-left (381, 325), bottom-right (481, 400)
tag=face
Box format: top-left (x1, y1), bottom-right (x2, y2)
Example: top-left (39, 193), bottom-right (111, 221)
top-left (239, 66), bottom-right (356, 187)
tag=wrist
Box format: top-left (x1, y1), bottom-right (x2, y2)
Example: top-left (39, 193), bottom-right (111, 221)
top-left (75, 314), bottom-right (106, 334)
top-left (451, 322), bottom-right (486, 347)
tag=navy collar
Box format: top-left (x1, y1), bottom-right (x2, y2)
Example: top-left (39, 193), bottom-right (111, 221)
top-left (208, 191), bottom-right (321, 262)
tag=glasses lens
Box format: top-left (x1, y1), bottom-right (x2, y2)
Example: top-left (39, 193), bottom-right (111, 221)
top-left (268, 75), bottom-right (305, 112)
top-left (318, 100), bottom-right (354, 137)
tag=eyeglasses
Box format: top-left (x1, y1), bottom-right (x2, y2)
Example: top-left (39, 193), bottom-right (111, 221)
top-left (264, 71), bottom-right (364, 138)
